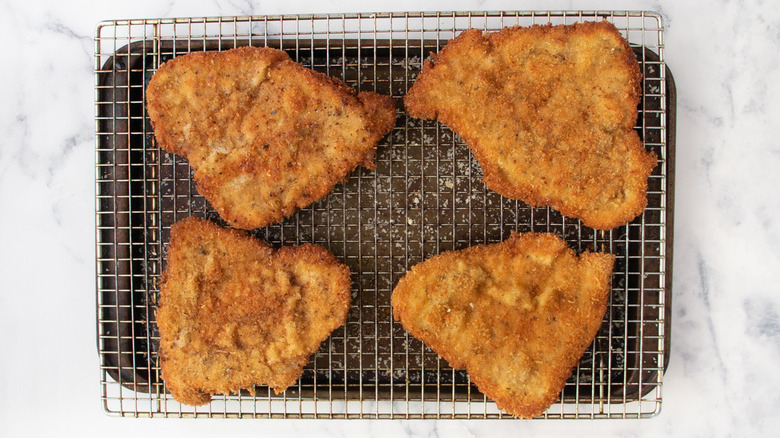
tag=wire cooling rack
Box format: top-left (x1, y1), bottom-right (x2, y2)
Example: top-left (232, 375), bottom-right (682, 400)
top-left (95, 11), bottom-right (674, 419)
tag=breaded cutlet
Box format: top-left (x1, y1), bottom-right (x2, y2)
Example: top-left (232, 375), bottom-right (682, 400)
top-left (156, 217), bottom-right (351, 405)
top-left (392, 232), bottom-right (614, 418)
top-left (404, 21), bottom-right (655, 230)
top-left (146, 46), bottom-right (396, 230)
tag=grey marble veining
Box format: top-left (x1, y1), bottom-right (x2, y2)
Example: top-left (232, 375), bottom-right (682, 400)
top-left (1, 0), bottom-right (779, 436)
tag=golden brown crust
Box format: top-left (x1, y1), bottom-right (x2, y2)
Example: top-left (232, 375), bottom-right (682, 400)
top-left (404, 21), bottom-right (656, 230)
top-left (391, 232), bottom-right (614, 418)
top-left (156, 217), bottom-right (351, 406)
top-left (146, 46), bottom-right (396, 230)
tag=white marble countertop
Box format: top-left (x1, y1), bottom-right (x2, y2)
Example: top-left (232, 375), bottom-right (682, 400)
top-left (1, 0), bottom-right (779, 436)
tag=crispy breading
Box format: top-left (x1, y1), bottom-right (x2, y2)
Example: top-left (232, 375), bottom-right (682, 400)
top-left (404, 21), bottom-right (656, 230)
top-left (156, 217), bottom-right (351, 406)
top-left (146, 46), bottom-right (396, 230)
top-left (391, 233), bottom-right (614, 418)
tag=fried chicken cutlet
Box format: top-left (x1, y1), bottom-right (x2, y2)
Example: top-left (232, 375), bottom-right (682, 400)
top-left (146, 46), bottom-right (396, 230)
top-left (404, 21), bottom-right (656, 230)
top-left (392, 233), bottom-right (614, 418)
top-left (156, 217), bottom-right (351, 405)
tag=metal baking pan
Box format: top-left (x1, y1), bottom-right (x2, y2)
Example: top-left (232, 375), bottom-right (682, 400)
top-left (95, 11), bottom-right (674, 419)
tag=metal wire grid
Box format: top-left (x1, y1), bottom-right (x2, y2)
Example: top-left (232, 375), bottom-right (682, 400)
top-left (95, 11), bottom-right (670, 419)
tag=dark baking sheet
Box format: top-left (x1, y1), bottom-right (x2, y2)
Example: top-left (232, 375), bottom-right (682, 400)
top-left (96, 34), bottom-right (674, 416)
